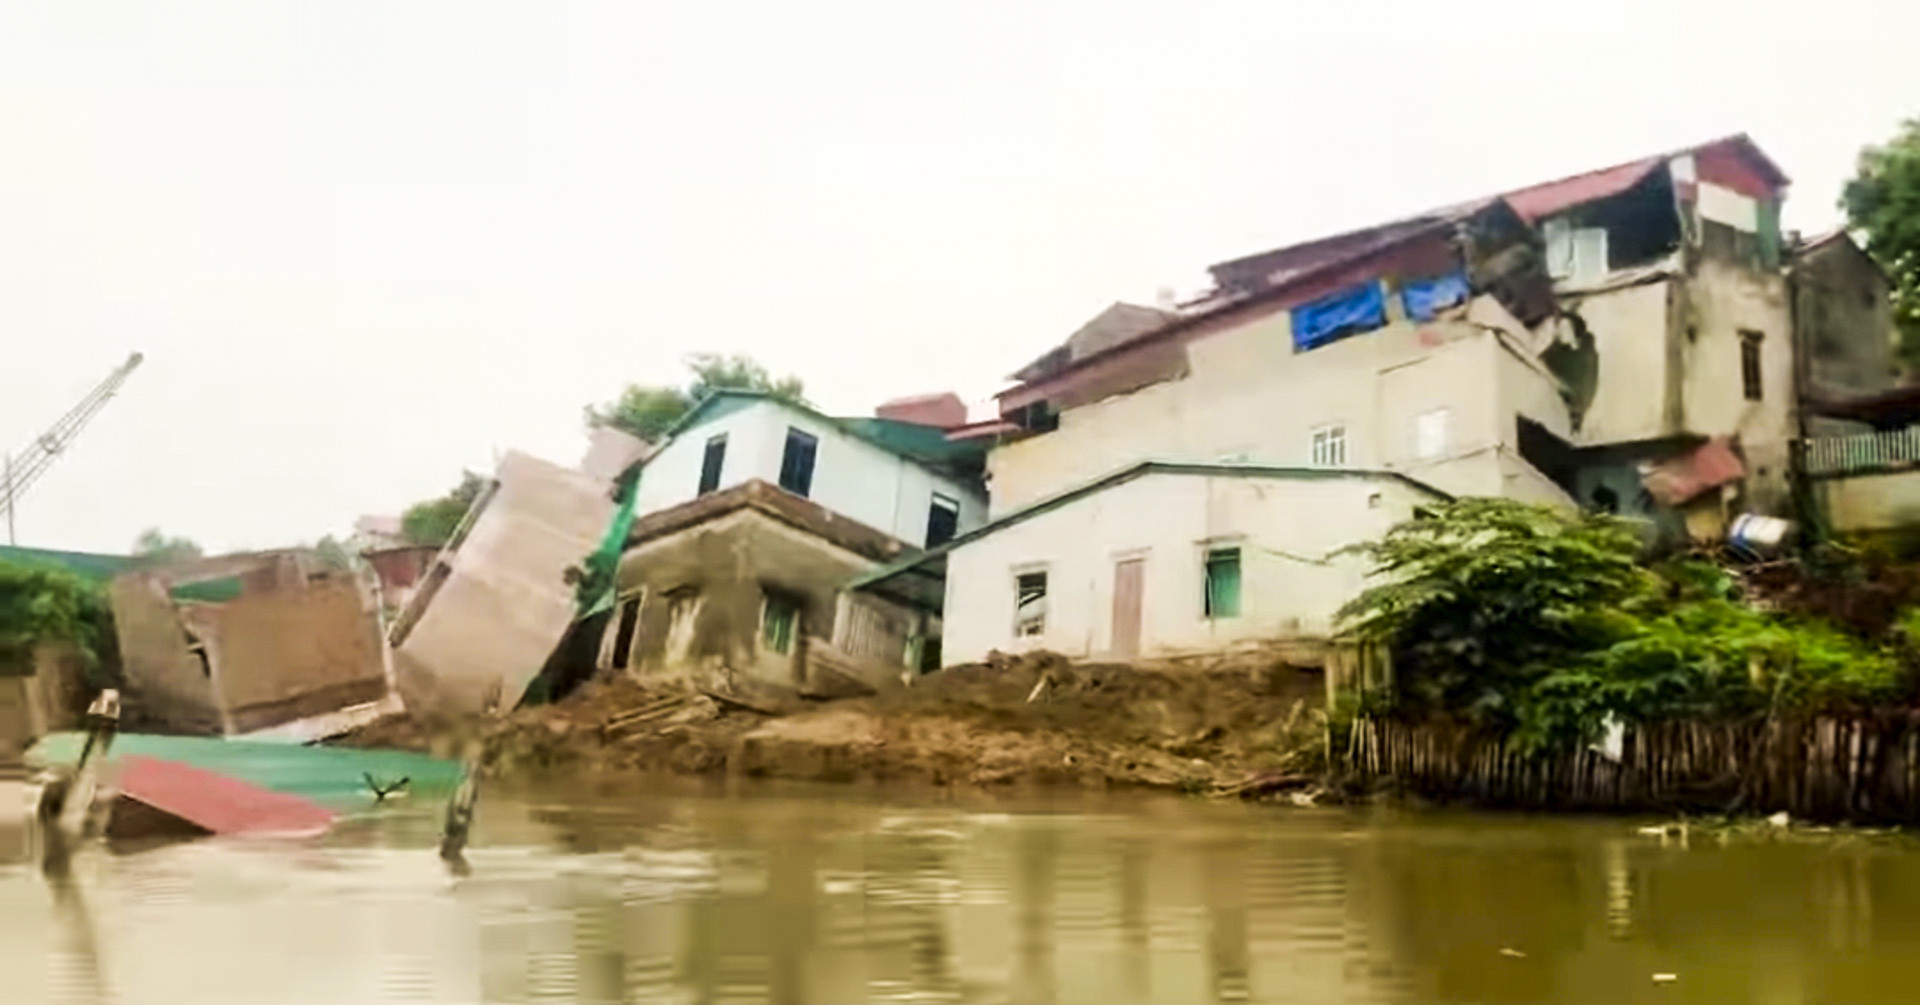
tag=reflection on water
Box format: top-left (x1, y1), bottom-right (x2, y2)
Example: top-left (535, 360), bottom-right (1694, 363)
top-left (6, 776), bottom-right (1920, 1003)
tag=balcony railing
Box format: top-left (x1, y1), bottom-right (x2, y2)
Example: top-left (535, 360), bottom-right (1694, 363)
top-left (1803, 425), bottom-right (1920, 478)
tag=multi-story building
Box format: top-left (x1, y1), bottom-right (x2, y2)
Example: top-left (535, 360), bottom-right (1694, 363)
top-left (856, 135), bottom-right (1897, 666)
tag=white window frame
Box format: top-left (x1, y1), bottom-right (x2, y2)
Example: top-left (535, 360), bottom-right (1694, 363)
top-left (1310, 423), bottom-right (1347, 467)
top-left (1013, 566), bottom-right (1048, 638)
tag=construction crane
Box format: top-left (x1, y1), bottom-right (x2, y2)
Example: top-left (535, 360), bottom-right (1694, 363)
top-left (0, 352), bottom-right (145, 543)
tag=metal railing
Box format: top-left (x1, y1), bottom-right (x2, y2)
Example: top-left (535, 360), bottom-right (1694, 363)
top-left (1802, 425), bottom-right (1920, 477)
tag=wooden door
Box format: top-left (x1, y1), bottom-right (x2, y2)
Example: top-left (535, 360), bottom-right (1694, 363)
top-left (1111, 558), bottom-right (1145, 657)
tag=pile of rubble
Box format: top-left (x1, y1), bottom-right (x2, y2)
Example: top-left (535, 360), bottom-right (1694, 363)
top-left (340, 649), bottom-right (1330, 794)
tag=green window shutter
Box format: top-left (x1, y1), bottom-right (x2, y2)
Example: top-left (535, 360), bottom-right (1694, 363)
top-left (1204, 548), bottom-right (1241, 618)
top-left (1757, 198), bottom-right (1781, 269)
top-left (762, 595), bottom-right (798, 654)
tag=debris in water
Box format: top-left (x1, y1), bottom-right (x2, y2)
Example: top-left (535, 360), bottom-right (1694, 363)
top-left (113, 755), bottom-right (336, 838)
top-left (1653, 973), bottom-right (1678, 984)
top-left (1498, 947), bottom-right (1526, 958)
top-left (1766, 811), bottom-right (1791, 829)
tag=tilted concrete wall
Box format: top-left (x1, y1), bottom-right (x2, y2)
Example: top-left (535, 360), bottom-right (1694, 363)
top-left (111, 575), bottom-right (226, 734)
top-left (393, 451), bottom-right (617, 716)
top-left (114, 553), bottom-right (389, 735)
top-left (202, 573), bottom-right (387, 732)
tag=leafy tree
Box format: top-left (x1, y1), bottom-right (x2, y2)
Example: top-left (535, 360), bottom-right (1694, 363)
top-left (0, 560), bottom-right (117, 674)
top-left (132, 527), bottom-right (203, 564)
top-left (587, 353), bottom-right (806, 442)
top-left (401, 472), bottom-right (486, 547)
top-left (1841, 118), bottom-right (1920, 364)
top-left (1336, 498), bottom-right (1653, 726)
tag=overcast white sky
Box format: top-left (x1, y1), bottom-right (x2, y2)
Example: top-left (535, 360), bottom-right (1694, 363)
top-left (0, 0), bottom-right (1915, 553)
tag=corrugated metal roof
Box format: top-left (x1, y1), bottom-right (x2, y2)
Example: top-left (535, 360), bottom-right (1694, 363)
top-left (115, 754), bottom-right (337, 836)
top-left (29, 732), bottom-right (461, 808)
top-left (1501, 157), bottom-right (1665, 223)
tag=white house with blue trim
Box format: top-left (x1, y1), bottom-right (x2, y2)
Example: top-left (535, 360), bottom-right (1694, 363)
top-left (632, 390), bottom-right (988, 548)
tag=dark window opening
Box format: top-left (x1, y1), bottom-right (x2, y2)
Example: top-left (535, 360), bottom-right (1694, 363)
top-left (917, 635), bottom-right (943, 673)
top-left (1015, 571), bottom-right (1047, 636)
top-left (761, 592), bottom-right (801, 655)
top-left (1741, 330), bottom-right (1764, 402)
top-left (1591, 486), bottom-right (1620, 514)
top-left (1544, 168), bottom-right (1682, 278)
top-left (1012, 402), bottom-right (1059, 434)
top-left (926, 493), bottom-right (960, 547)
top-left (610, 595), bottom-right (641, 669)
top-left (779, 428), bottom-right (818, 497)
top-left (1204, 548), bottom-right (1242, 619)
top-left (698, 434), bottom-right (727, 495)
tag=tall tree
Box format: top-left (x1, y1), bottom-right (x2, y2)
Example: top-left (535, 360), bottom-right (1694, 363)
top-left (1841, 119), bottom-right (1920, 363)
top-left (132, 527), bottom-right (203, 564)
top-left (401, 472), bottom-right (487, 547)
top-left (587, 353), bottom-right (805, 442)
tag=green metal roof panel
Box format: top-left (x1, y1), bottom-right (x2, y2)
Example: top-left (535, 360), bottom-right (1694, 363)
top-left (0, 545), bottom-right (242, 603)
top-left (837, 417), bottom-right (988, 467)
top-left (28, 732), bottom-right (463, 809)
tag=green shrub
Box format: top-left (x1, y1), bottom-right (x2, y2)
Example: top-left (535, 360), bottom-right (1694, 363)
top-left (1340, 500), bottom-right (1911, 752)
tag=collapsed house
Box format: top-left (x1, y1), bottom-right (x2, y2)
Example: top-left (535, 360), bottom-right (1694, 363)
top-left (110, 549), bottom-right (389, 736)
top-left (596, 390), bottom-right (988, 692)
top-left (387, 448), bottom-right (637, 717)
top-left (856, 134), bottom-right (1899, 666)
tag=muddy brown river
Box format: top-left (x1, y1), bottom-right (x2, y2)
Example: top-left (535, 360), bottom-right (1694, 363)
top-left (1, 776), bottom-right (1917, 1004)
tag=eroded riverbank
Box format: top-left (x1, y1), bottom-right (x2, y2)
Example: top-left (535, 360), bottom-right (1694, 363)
top-left (343, 652), bottom-right (1327, 794)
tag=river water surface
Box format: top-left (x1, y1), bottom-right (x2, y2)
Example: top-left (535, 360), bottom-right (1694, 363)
top-left (2, 776), bottom-right (1918, 1004)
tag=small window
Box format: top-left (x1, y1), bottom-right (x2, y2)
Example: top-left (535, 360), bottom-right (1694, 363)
top-left (1203, 547), bottom-right (1241, 619)
top-left (761, 592), bottom-right (800, 655)
top-left (1014, 571), bottom-right (1047, 637)
top-left (1740, 330), bottom-right (1764, 402)
top-left (779, 428), bottom-right (818, 497)
top-left (1311, 424), bottom-right (1347, 466)
top-left (610, 594), bottom-right (641, 669)
top-left (926, 493), bottom-right (960, 547)
top-left (697, 434), bottom-right (727, 495)
top-left (1415, 408), bottom-right (1452, 461)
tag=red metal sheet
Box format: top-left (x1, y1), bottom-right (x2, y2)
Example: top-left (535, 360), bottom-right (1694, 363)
top-left (115, 754), bottom-right (337, 837)
top-left (1641, 437), bottom-right (1746, 507)
top-left (1502, 157), bottom-right (1663, 223)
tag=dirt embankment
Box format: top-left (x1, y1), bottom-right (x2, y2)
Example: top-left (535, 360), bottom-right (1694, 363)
top-left (340, 650), bottom-right (1328, 793)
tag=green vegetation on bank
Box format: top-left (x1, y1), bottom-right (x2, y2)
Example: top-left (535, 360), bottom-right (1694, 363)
top-left (0, 559), bottom-right (117, 680)
top-left (1336, 499), bottom-right (1908, 752)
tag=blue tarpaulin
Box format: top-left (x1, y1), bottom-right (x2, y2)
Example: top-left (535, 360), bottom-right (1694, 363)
top-left (1291, 282), bottom-right (1385, 351)
top-left (1401, 271), bottom-right (1471, 322)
